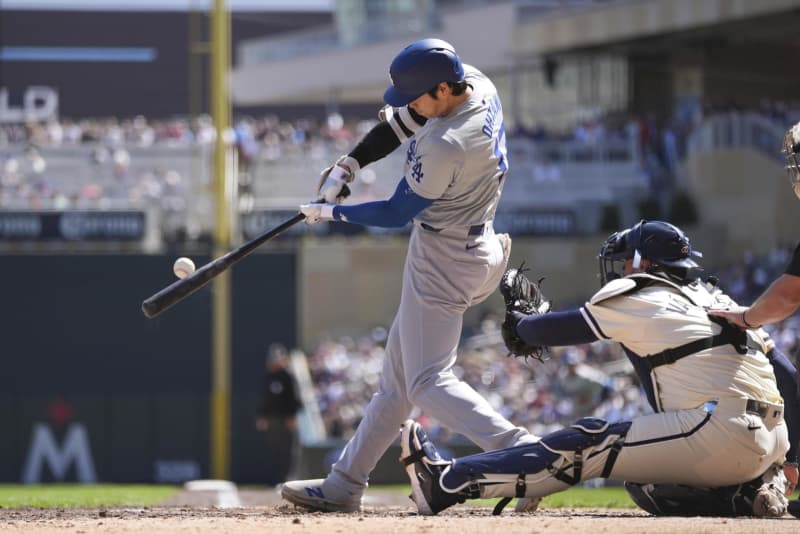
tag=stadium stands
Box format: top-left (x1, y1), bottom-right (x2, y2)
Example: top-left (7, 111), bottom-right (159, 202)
top-left (1, 104), bottom-right (798, 244)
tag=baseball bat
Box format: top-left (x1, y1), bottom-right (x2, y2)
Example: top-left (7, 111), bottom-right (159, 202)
top-left (142, 212), bottom-right (306, 318)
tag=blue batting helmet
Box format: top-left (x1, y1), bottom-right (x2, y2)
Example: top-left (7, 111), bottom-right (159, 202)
top-left (383, 38), bottom-right (465, 107)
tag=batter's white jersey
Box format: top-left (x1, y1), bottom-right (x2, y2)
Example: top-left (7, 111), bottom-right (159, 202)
top-left (406, 65), bottom-right (507, 228)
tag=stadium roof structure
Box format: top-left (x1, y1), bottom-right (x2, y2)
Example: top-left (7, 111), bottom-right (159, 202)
top-left (0, 0), bottom-right (332, 11)
top-left (230, 0), bottom-right (800, 106)
top-left (231, 2), bottom-right (518, 106)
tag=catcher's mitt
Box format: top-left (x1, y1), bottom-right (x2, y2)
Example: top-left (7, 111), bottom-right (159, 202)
top-left (499, 262), bottom-right (551, 360)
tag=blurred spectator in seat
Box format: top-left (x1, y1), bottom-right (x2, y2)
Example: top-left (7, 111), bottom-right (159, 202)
top-left (235, 117), bottom-right (258, 173)
top-left (532, 155), bottom-right (561, 184)
top-left (552, 347), bottom-right (611, 419)
top-left (255, 343), bottom-right (302, 486)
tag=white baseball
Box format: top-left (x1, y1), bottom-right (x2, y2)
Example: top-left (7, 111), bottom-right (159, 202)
top-left (173, 257), bottom-right (196, 279)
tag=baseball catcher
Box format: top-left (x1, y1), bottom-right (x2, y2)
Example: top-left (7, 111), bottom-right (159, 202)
top-left (499, 263), bottom-right (550, 360)
top-left (399, 219), bottom-right (790, 517)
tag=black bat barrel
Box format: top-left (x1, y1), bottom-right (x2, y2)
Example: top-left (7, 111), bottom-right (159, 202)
top-left (141, 212), bottom-right (305, 318)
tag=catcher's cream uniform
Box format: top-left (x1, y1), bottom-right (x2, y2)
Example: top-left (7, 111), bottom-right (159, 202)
top-left (581, 273), bottom-right (789, 486)
top-left (324, 66), bottom-right (536, 495)
top-left (432, 272), bottom-right (789, 506)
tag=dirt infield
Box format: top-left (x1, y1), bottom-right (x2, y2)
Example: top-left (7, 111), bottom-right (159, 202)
top-left (0, 488), bottom-right (798, 533)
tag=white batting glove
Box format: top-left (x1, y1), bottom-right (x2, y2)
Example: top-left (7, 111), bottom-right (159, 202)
top-left (318, 155), bottom-right (360, 204)
top-left (300, 203), bottom-right (335, 224)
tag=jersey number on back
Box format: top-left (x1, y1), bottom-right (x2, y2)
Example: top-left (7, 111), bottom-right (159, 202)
top-left (482, 95), bottom-right (508, 181)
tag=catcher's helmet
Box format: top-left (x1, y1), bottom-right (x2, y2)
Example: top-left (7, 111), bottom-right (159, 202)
top-left (383, 38), bottom-right (465, 107)
top-left (598, 220), bottom-right (703, 285)
top-left (783, 121), bottom-right (800, 200)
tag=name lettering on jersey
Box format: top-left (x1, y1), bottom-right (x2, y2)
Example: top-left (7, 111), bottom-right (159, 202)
top-left (481, 95), bottom-right (501, 138)
top-left (481, 95), bottom-right (508, 178)
top-left (665, 294), bottom-right (692, 315)
top-left (406, 139), bottom-right (424, 183)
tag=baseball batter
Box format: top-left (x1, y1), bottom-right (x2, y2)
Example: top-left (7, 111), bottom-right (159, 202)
top-left (399, 220), bottom-right (790, 516)
top-left (281, 38), bottom-right (537, 512)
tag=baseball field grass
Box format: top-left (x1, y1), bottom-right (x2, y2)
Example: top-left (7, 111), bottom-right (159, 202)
top-left (376, 484), bottom-right (637, 509)
top-left (0, 483), bottom-right (632, 508)
top-left (0, 484), bottom-right (178, 508)
top-left (1, 484), bottom-right (798, 534)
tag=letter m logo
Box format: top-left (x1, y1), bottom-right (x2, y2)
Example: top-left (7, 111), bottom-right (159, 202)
top-left (21, 423), bottom-right (97, 483)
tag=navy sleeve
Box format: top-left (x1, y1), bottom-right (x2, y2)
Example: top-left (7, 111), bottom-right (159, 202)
top-left (348, 122), bottom-right (401, 167)
top-left (515, 308), bottom-right (600, 346)
top-left (768, 348), bottom-right (800, 464)
top-left (333, 177), bottom-right (434, 228)
top-left (348, 107), bottom-right (427, 167)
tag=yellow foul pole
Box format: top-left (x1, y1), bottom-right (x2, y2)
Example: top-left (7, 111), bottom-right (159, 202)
top-left (210, 0), bottom-right (232, 480)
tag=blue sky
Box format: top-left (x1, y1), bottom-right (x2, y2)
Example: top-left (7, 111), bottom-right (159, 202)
top-left (0, 0), bottom-right (333, 11)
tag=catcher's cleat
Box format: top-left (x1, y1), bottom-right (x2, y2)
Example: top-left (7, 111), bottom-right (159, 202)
top-left (514, 496), bottom-right (542, 513)
top-left (399, 419), bottom-right (465, 515)
top-left (750, 481), bottom-right (789, 517)
top-left (280, 478), bottom-right (362, 513)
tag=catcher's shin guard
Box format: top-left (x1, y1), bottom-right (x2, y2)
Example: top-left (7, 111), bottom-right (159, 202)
top-left (441, 417), bottom-right (631, 500)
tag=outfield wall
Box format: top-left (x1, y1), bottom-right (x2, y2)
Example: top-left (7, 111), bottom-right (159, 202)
top-left (0, 253), bottom-right (296, 484)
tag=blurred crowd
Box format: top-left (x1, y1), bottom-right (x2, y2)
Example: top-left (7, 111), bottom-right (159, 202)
top-left (303, 323), bottom-right (643, 443)
top-left (718, 243), bottom-right (800, 357)
top-left (0, 113), bottom-right (367, 151)
top-left (300, 244), bottom-right (800, 445)
top-left (515, 98), bottom-right (800, 192)
top-left (1, 100), bottom-right (797, 218)
top-left (0, 113), bottom-right (373, 213)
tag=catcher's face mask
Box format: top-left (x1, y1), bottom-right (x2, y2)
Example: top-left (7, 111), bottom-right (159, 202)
top-left (598, 227), bottom-right (633, 286)
top-left (783, 123), bottom-right (800, 200)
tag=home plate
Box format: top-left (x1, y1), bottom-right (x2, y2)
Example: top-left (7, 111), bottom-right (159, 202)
top-left (184, 479), bottom-right (242, 508)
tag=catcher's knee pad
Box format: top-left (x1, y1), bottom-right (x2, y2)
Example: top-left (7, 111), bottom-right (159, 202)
top-left (442, 417), bottom-right (631, 499)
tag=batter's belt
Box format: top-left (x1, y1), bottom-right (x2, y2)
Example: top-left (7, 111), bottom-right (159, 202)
top-left (415, 220), bottom-right (491, 238)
